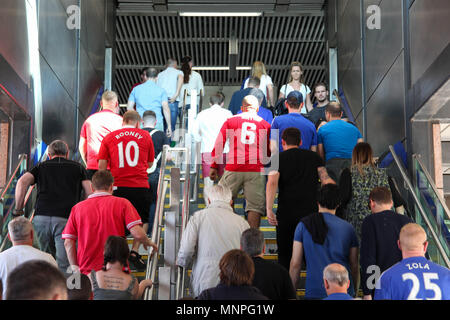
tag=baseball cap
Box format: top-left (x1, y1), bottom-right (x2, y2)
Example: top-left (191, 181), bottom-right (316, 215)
top-left (287, 90), bottom-right (304, 104)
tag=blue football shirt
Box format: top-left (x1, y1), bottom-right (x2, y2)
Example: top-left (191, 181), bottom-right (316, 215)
top-left (271, 113), bottom-right (317, 152)
top-left (374, 256), bottom-right (450, 300)
top-left (317, 120), bottom-right (362, 162)
top-left (294, 213), bottom-right (359, 299)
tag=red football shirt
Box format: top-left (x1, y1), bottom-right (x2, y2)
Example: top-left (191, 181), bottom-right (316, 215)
top-left (62, 192), bottom-right (142, 275)
top-left (211, 112), bottom-right (271, 172)
top-left (80, 110), bottom-right (123, 170)
top-left (98, 126), bottom-right (155, 188)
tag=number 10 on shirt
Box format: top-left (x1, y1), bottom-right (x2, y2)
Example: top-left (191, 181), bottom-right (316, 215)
top-left (117, 141), bottom-right (139, 168)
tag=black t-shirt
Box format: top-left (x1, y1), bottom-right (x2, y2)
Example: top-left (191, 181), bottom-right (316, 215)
top-left (252, 257), bottom-right (297, 300)
top-left (143, 127), bottom-right (170, 168)
top-left (197, 283), bottom-right (268, 300)
top-left (30, 157), bottom-right (88, 218)
top-left (307, 104), bottom-right (348, 128)
top-left (277, 148), bottom-right (325, 220)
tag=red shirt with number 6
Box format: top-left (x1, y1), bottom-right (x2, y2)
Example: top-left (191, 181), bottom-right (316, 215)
top-left (211, 112), bottom-right (271, 173)
top-left (98, 126), bottom-right (155, 188)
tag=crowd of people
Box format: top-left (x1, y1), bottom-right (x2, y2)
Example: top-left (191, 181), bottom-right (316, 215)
top-left (1, 59), bottom-right (448, 301)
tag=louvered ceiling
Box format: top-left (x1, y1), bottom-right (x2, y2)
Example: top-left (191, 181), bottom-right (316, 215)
top-left (115, 1), bottom-right (327, 103)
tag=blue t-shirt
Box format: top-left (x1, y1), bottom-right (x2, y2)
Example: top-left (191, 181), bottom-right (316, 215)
top-left (323, 293), bottom-right (354, 300)
top-left (374, 256), bottom-right (450, 300)
top-left (238, 106), bottom-right (273, 125)
top-left (317, 120), bottom-right (362, 162)
top-left (128, 81), bottom-right (168, 131)
top-left (294, 213), bottom-right (359, 299)
top-left (271, 113), bottom-right (317, 152)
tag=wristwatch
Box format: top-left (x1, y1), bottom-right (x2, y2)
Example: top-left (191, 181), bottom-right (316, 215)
top-left (12, 209), bottom-right (24, 217)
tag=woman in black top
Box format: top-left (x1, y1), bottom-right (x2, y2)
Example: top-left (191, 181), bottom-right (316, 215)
top-left (197, 250), bottom-right (268, 300)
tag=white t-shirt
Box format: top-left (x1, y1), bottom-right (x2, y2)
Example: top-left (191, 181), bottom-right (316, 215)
top-left (280, 83), bottom-right (311, 114)
top-left (191, 104), bottom-right (233, 154)
top-left (179, 71), bottom-right (205, 106)
top-left (244, 74), bottom-right (273, 99)
top-left (157, 67), bottom-right (183, 99)
top-left (0, 245), bottom-right (57, 298)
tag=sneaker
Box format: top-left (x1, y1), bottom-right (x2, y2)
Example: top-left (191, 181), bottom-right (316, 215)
top-left (129, 250), bottom-right (146, 271)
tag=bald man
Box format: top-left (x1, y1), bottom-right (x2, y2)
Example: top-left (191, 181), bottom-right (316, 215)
top-left (210, 95), bottom-right (271, 228)
top-left (374, 223), bottom-right (450, 300)
top-left (323, 264), bottom-right (354, 300)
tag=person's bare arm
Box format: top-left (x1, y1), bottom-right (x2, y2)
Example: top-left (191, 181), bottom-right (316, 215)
top-left (305, 93), bottom-right (313, 112)
top-left (14, 172), bottom-right (35, 210)
top-left (64, 239), bottom-right (78, 267)
top-left (81, 180), bottom-right (93, 199)
top-left (317, 166), bottom-right (335, 185)
top-left (267, 84), bottom-right (275, 107)
top-left (127, 101), bottom-right (135, 111)
top-left (129, 225), bottom-right (158, 253)
top-left (79, 137), bottom-right (87, 166)
top-left (98, 159), bottom-right (108, 171)
top-left (289, 241), bottom-right (304, 289)
top-left (349, 247), bottom-right (360, 295)
top-left (169, 74), bottom-right (184, 103)
top-left (266, 172), bottom-right (279, 226)
top-left (270, 140), bottom-right (279, 155)
top-left (357, 138), bottom-right (364, 143)
top-left (137, 279), bottom-right (153, 299)
top-left (310, 145), bottom-right (317, 153)
top-left (162, 101), bottom-right (172, 137)
top-left (317, 144), bottom-right (325, 160)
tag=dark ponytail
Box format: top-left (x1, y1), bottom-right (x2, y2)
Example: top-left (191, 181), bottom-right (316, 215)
top-left (181, 56), bottom-right (192, 84)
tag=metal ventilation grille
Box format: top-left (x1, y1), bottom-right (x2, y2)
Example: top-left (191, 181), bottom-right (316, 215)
top-left (115, 15), bottom-right (326, 103)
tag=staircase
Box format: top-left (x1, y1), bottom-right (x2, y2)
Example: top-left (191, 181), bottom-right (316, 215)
top-left (128, 165), bottom-right (308, 299)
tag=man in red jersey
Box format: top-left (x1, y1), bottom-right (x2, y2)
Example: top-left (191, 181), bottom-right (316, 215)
top-left (62, 170), bottom-right (157, 275)
top-left (210, 95), bottom-right (271, 229)
top-left (98, 110), bottom-right (155, 270)
top-left (79, 90), bottom-right (123, 179)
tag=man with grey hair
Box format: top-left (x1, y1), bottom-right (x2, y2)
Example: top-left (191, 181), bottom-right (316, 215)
top-left (177, 184), bottom-right (250, 297)
top-left (241, 228), bottom-right (296, 300)
top-left (237, 88), bottom-right (273, 125)
top-left (14, 140), bottom-right (92, 271)
top-left (157, 58), bottom-right (184, 133)
top-left (323, 263), bottom-right (354, 300)
top-left (0, 216), bottom-right (57, 298)
top-left (128, 67), bottom-right (172, 136)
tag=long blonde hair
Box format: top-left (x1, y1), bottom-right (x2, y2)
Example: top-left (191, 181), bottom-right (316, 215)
top-left (352, 142), bottom-right (376, 176)
top-left (251, 61), bottom-right (267, 80)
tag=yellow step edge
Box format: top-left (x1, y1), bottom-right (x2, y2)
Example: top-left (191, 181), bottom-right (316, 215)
top-left (260, 227), bottom-right (276, 232)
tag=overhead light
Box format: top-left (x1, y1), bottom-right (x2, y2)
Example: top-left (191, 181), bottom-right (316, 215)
top-left (192, 66), bottom-right (252, 71)
top-left (179, 12), bottom-right (262, 17)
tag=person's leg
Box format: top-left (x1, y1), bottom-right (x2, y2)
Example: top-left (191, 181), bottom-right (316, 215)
top-left (130, 188), bottom-right (151, 255)
top-left (218, 170), bottom-right (243, 211)
top-left (51, 216), bottom-right (70, 272)
top-left (243, 172), bottom-right (266, 229)
top-left (276, 217), bottom-right (299, 271)
top-left (32, 215), bottom-right (55, 256)
top-left (147, 171), bottom-right (160, 237)
top-left (169, 101), bottom-right (179, 133)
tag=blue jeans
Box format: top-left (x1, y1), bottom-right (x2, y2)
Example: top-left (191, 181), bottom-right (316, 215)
top-left (168, 101), bottom-right (179, 132)
top-left (32, 215), bottom-right (70, 272)
top-left (148, 171), bottom-right (160, 237)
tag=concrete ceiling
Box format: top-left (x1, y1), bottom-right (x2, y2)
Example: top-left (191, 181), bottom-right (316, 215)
top-left (114, 0), bottom-right (327, 103)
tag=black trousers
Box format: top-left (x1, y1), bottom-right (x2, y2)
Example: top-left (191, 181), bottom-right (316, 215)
top-left (276, 216), bottom-right (304, 271)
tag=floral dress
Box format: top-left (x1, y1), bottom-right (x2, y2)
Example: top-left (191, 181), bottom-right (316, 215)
top-left (341, 166), bottom-right (389, 241)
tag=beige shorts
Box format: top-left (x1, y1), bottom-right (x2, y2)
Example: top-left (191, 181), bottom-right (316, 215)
top-left (219, 170), bottom-right (266, 216)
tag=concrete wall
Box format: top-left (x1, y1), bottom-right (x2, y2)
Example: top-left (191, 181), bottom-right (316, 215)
top-left (0, 0), bottom-right (116, 171)
top-left (328, 0), bottom-right (450, 161)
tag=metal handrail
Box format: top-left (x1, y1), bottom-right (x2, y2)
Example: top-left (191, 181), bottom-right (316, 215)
top-left (144, 145), bottom-right (170, 300)
top-left (413, 154), bottom-right (450, 221)
top-left (175, 147), bottom-right (191, 300)
top-left (389, 146), bottom-right (450, 268)
top-left (0, 154), bottom-right (27, 203)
